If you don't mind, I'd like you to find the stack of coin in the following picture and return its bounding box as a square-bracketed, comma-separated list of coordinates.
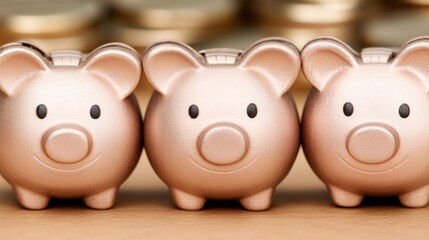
[194, 27, 267, 51]
[0, 0, 107, 52]
[361, 1, 429, 47]
[361, 10, 429, 47]
[398, 0, 429, 6]
[110, 0, 242, 54]
[250, 0, 381, 50]
[110, 0, 242, 90]
[194, 27, 307, 91]
[250, 0, 382, 89]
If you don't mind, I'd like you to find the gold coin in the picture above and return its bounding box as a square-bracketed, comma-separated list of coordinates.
[362, 9, 429, 47]
[195, 26, 313, 90]
[111, 23, 235, 50]
[259, 23, 359, 50]
[0, 28, 104, 52]
[258, 22, 359, 90]
[399, 0, 429, 5]
[251, 0, 377, 26]
[0, 0, 105, 35]
[112, 0, 240, 29]
[193, 27, 267, 50]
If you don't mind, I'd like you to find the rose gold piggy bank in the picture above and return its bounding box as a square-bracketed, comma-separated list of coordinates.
[143, 38, 300, 211]
[0, 42, 143, 209]
[302, 37, 429, 208]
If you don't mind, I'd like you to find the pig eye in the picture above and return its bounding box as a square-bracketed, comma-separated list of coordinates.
[247, 103, 257, 118]
[188, 104, 199, 119]
[36, 104, 48, 119]
[90, 105, 101, 119]
[343, 102, 353, 117]
[399, 103, 410, 118]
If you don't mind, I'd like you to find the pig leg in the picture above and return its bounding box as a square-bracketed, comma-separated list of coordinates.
[398, 186, 429, 208]
[14, 187, 50, 209]
[170, 188, 206, 210]
[239, 188, 274, 211]
[84, 187, 118, 209]
[327, 185, 363, 207]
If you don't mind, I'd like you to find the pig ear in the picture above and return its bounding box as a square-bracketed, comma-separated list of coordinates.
[239, 38, 300, 96]
[84, 45, 142, 100]
[392, 38, 429, 91]
[301, 38, 359, 91]
[0, 46, 48, 96]
[143, 41, 202, 95]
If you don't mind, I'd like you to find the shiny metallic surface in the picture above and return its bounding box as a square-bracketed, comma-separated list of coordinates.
[252, 0, 367, 25]
[260, 23, 358, 49]
[0, 0, 104, 35]
[0, 42, 143, 209]
[0, 0, 106, 52]
[5, 28, 104, 52]
[249, 0, 380, 90]
[113, 0, 239, 29]
[43, 126, 91, 164]
[112, 24, 233, 49]
[143, 38, 300, 211]
[362, 9, 429, 47]
[346, 123, 399, 164]
[401, 0, 429, 5]
[301, 37, 429, 208]
[110, 0, 240, 59]
[198, 123, 249, 165]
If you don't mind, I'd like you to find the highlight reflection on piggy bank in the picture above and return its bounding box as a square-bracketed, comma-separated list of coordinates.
[143, 38, 300, 211]
[302, 37, 429, 208]
[0, 42, 143, 209]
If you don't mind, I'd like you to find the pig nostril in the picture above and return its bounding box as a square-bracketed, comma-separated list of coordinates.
[346, 124, 399, 164]
[43, 127, 91, 164]
[198, 124, 249, 165]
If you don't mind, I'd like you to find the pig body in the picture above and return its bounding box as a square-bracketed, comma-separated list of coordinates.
[301, 37, 429, 207]
[0, 42, 143, 209]
[143, 39, 301, 210]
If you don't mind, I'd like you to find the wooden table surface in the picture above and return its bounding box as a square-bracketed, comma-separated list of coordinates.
[1, 86, 428, 240]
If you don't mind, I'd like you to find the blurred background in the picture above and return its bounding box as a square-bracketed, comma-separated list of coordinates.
[1, 0, 429, 89]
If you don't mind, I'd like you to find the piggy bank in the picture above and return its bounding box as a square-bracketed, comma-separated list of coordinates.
[143, 38, 301, 211]
[301, 37, 429, 208]
[0, 42, 143, 209]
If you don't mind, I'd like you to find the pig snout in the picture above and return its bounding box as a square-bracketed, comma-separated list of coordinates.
[346, 123, 399, 164]
[198, 123, 249, 165]
[43, 126, 92, 164]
